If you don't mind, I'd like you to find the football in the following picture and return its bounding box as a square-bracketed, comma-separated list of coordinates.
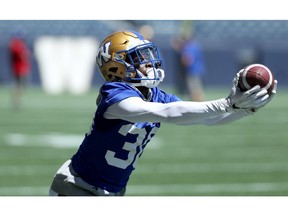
[238, 63, 275, 95]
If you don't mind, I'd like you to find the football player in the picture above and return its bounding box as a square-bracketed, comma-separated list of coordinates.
[49, 30, 277, 196]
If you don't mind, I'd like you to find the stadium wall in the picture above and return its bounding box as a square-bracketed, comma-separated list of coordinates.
[0, 21, 287, 92]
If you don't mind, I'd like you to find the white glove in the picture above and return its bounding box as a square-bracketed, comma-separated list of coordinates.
[226, 72, 270, 112]
[245, 79, 278, 114]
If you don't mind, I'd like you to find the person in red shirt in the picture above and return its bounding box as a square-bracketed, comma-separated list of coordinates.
[9, 31, 31, 108]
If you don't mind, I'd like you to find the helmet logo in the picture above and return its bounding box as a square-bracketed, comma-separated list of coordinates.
[96, 41, 111, 67]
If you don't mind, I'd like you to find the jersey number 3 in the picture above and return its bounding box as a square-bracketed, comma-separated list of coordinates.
[105, 124, 157, 169]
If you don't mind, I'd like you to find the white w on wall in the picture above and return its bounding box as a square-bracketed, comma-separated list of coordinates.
[34, 36, 98, 95]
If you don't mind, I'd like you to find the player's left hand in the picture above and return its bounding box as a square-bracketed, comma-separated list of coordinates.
[226, 72, 269, 111]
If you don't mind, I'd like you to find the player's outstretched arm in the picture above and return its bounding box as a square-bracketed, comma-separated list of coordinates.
[104, 97, 230, 125]
[104, 73, 276, 125]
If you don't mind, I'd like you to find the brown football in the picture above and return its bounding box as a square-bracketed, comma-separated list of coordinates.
[238, 63, 275, 95]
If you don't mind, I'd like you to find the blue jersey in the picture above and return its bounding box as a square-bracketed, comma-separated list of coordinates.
[71, 82, 180, 193]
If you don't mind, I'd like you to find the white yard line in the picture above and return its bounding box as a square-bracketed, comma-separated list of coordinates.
[5, 133, 83, 148]
[4, 133, 163, 149]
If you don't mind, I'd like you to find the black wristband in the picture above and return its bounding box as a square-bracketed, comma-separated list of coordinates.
[232, 104, 240, 109]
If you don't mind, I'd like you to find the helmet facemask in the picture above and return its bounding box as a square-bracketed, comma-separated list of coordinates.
[114, 42, 165, 88]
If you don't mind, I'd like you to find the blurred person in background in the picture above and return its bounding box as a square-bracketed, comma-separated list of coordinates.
[179, 21, 206, 101]
[9, 28, 31, 109]
[49, 30, 277, 196]
[138, 24, 154, 41]
[170, 28, 187, 95]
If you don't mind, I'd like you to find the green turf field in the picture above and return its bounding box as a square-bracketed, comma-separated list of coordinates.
[0, 85, 287, 196]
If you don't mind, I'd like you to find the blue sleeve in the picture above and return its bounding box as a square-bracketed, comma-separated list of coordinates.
[97, 82, 140, 114]
[102, 82, 139, 104]
[152, 87, 182, 103]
